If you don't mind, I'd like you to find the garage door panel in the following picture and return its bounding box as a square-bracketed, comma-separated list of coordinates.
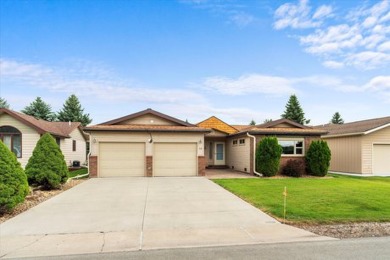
[373, 144, 390, 176]
[154, 143, 197, 177]
[99, 143, 145, 177]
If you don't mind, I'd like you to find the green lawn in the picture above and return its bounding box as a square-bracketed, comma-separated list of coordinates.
[213, 175, 390, 224]
[68, 168, 88, 178]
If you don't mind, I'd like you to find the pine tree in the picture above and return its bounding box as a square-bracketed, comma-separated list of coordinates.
[0, 97, 10, 109]
[57, 94, 92, 126]
[249, 119, 256, 125]
[22, 97, 56, 121]
[25, 133, 68, 189]
[331, 112, 344, 124]
[264, 119, 273, 123]
[281, 94, 310, 125]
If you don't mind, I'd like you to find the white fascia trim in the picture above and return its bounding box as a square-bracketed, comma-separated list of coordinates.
[364, 123, 390, 135]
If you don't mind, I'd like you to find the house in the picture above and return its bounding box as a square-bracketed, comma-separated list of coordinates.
[83, 109, 210, 177]
[198, 117, 326, 175]
[0, 108, 87, 168]
[317, 116, 390, 176]
[83, 108, 326, 178]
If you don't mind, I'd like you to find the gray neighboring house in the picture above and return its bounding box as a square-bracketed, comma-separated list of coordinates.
[317, 116, 390, 176]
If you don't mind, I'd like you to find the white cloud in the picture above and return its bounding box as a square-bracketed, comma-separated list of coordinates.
[346, 51, 390, 70]
[275, 0, 390, 70]
[180, 0, 256, 27]
[274, 0, 333, 29]
[322, 60, 345, 69]
[0, 58, 206, 105]
[364, 75, 390, 91]
[200, 74, 295, 96]
[312, 5, 333, 20]
[378, 41, 390, 51]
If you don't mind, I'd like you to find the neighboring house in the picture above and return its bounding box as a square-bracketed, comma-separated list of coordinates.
[83, 109, 210, 177]
[0, 108, 87, 168]
[198, 117, 326, 175]
[317, 116, 390, 176]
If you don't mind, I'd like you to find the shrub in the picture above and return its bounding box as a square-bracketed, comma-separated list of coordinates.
[306, 140, 331, 177]
[0, 140, 29, 213]
[282, 159, 305, 177]
[256, 137, 283, 177]
[25, 133, 68, 189]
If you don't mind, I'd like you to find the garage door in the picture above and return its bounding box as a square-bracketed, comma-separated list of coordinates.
[373, 144, 390, 176]
[99, 143, 145, 177]
[154, 143, 197, 176]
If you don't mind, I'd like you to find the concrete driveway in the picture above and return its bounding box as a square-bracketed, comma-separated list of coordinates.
[0, 178, 333, 258]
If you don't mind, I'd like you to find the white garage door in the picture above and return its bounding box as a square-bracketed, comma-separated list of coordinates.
[373, 144, 390, 176]
[154, 143, 197, 177]
[99, 143, 145, 177]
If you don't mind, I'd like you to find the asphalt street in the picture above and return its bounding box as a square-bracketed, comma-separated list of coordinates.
[24, 236, 390, 260]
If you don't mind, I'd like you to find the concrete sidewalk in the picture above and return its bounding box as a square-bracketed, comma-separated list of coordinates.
[0, 178, 334, 258]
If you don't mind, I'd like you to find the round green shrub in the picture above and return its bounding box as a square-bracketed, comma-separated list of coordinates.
[282, 159, 305, 177]
[25, 133, 68, 189]
[256, 136, 282, 177]
[0, 140, 29, 213]
[306, 140, 331, 177]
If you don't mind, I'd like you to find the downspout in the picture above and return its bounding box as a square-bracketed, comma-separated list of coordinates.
[247, 132, 263, 177]
[68, 134, 91, 181]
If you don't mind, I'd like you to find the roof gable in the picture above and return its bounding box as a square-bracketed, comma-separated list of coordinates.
[99, 108, 192, 126]
[197, 116, 238, 134]
[0, 108, 83, 138]
[318, 116, 390, 137]
[256, 119, 309, 129]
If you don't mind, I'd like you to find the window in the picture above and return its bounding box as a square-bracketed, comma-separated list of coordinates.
[72, 140, 76, 151]
[209, 142, 213, 160]
[239, 138, 245, 145]
[232, 139, 238, 146]
[0, 126, 22, 158]
[278, 139, 304, 156]
[56, 137, 61, 147]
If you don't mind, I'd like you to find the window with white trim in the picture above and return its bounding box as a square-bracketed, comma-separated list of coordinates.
[0, 126, 22, 158]
[232, 139, 238, 146]
[239, 138, 245, 145]
[278, 139, 304, 155]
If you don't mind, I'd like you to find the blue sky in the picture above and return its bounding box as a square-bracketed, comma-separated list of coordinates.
[0, 0, 389, 125]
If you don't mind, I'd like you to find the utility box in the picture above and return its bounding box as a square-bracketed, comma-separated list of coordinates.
[72, 160, 80, 167]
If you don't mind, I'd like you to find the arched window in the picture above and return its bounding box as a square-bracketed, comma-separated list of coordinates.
[0, 126, 22, 158]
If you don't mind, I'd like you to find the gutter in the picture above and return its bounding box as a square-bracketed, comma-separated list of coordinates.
[246, 132, 263, 177]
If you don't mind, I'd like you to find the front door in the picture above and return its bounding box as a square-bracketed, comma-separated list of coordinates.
[214, 142, 225, 165]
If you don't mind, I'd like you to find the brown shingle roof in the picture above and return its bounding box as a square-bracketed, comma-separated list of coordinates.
[231, 125, 251, 131]
[84, 124, 210, 132]
[0, 108, 83, 138]
[317, 116, 390, 137]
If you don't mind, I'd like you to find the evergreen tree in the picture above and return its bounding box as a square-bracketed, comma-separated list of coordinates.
[331, 112, 344, 124]
[22, 97, 56, 121]
[0, 140, 29, 213]
[256, 137, 282, 177]
[57, 94, 92, 126]
[25, 133, 68, 189]
[249, 119, 256, 125]
[281, 94, 310, 125]
[264, 119, 273, 123]
[0, 97, 10, 109]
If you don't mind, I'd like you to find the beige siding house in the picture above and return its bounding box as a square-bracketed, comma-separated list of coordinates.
[198, 117, 325, 175]
[84, 109, 209, 177]
[318, 116, 390, 176]
[0, 108, 87, 168]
